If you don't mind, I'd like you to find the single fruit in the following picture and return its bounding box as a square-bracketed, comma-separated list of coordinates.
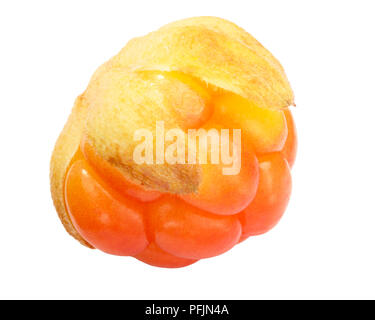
[50, 16, 296, 268]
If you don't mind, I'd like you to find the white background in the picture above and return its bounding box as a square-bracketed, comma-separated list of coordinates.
[1, 0, 374, 299]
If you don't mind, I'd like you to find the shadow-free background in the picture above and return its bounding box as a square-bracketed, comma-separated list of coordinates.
[1, 0, 374, 299]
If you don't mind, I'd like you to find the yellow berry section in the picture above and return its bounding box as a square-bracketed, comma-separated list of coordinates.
[161, 71, 288, 154]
